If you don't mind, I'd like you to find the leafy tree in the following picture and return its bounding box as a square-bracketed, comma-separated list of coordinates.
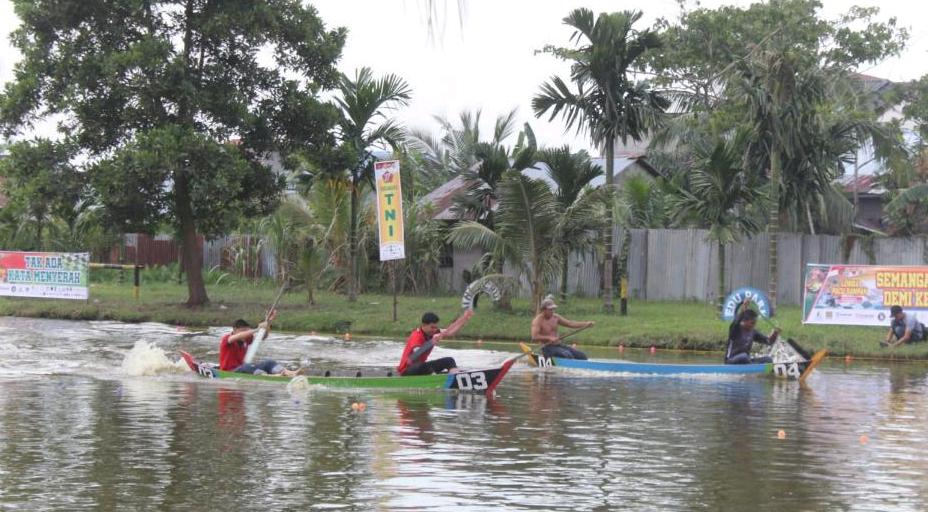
[669, 132, 764, 312]
[883, 74, 928, 234]
[0, 139, 83, 250]
[332, 67, 411, 302]
[536, 146, 602, 300]
[1, 0, 346, 306]
[649, 0, 906, 307]
[534, 8, 669, 314]
[449, 168, 605, 311]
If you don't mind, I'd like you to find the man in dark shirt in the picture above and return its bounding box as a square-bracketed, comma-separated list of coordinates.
[883, 305, 926, 347]
[725, 301, 780, 364]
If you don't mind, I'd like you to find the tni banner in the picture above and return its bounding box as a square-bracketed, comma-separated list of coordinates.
[374, 160, 405, 261]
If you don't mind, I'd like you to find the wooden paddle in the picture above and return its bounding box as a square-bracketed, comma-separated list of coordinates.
[243, 279, 289, 364]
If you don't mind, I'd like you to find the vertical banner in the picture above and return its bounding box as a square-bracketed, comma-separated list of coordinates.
[0, 251, 90, 299]
[374, 160, 405, 261]
[803, 263, 928, 326]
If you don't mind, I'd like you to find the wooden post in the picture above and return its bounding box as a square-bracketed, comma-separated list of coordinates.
[392, 261, 398, 322]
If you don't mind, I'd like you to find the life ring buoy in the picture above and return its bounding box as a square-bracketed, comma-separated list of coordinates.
[461, 279, 503, 310]
[721, 287, 774, 320]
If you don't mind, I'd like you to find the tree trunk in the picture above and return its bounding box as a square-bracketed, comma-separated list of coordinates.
[619, 226, 631, 315]
[768, 148, 781, 311]
[35, 219, 43, 251]
[602, 142, 616, 313]
[175, 171, 208, 306]
[560, 255, 569, 302]
[348, 177, 359, 302]
[806, 202, 816, 235]
[717, 241, 726, 314]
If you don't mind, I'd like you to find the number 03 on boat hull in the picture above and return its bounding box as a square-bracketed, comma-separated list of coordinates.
[180, 351, 517, 394]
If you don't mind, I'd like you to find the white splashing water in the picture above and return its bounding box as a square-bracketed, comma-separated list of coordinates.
[121, 341, 186, 376]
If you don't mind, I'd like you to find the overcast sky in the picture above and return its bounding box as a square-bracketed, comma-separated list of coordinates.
[2, 0, 927, 154]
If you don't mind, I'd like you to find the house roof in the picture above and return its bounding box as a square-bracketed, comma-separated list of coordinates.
[418, 174, 470, 221]
[420, 154, 660, 221]
[839, 174, 886, 196]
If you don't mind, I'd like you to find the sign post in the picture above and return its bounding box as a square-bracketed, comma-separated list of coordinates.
[374, 160, 405, 321]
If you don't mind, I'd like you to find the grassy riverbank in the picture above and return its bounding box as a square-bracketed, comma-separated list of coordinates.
[0, 280, 921, 359]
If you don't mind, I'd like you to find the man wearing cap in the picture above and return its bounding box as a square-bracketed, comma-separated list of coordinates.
[219, 309, 300, 376]
[531, 298, 594, 360]
[883, 305, 926, 347]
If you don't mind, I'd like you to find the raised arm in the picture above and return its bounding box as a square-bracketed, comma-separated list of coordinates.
[439, 309, 474, 340]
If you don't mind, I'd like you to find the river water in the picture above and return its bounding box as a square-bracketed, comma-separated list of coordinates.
[1, 317, 927, 511]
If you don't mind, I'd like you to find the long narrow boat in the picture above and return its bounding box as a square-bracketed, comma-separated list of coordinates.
[520, 341, 827, 381]
[180, 351, 515, 393]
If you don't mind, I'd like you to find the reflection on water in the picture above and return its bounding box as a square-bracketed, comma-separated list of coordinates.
[1, 317, 928, 510]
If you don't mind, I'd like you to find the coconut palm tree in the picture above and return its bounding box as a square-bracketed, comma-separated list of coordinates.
[533, 8, 669, 313]
[448, 169, 605, 311]
[334, 67, 412, 302]
[536, 146, 603, 300]
[669, 132, 764, 312]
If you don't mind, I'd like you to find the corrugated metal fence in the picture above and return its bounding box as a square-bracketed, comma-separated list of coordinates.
[550, 228, 928, 306]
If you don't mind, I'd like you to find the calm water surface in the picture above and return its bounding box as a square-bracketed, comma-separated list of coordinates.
[1, 317, 927, 511]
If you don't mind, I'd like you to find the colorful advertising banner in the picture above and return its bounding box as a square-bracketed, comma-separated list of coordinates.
[0, 251, 90, 300]
[374, 160, 405, 261]
[803, 263, 928, 326]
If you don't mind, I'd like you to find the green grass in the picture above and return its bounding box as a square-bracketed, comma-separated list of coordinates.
[0, 280, 922, 360]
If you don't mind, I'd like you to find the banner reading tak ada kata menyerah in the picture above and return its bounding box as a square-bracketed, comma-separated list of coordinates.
[803, 263, 928, 326]
[374, 160, 405, 261]
[0, 251, 90, 300]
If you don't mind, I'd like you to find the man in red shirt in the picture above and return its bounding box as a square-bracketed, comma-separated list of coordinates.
[219, 309, 299, 376]
[397, 309, 474, 376]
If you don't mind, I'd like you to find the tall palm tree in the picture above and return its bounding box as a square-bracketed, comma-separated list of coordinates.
[730, 45, 831, 309]
[533, 8, 669, 314]
[334, 67, 412, 302]
[669, 132, 764, 312]
[448, 170, 605, 311]
[537, 146, 603, 300]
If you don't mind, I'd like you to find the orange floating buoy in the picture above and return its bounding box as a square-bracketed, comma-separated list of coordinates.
[344, 332, 352, 341]
[618, 344, 625, 352]
[777, 430, 787, 439]
[845, 355, 853, 363]
[357, 402, 367, 412]
[351, 402, 359, 411]
[859, 434, 869, 444]
[649, 346, 656, 354]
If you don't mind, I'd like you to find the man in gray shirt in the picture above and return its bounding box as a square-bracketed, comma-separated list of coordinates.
[883, 305, 925, 347]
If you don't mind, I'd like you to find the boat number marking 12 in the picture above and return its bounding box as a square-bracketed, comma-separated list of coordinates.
[773, 362, 801, 379]
[455, 372, 488, 390]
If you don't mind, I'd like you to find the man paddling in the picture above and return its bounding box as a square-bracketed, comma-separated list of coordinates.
[531, 298, 593, 360]
[397, 310, 474, 376]
[220, 310, 300, 376]
[882, 305, 925, 347]
[725, 299, 779, 364]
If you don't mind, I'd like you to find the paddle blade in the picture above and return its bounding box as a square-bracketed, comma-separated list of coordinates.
[519, 342, 539, 367]
[799, 349, 828, 383]
[243, 328, 267, 364]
